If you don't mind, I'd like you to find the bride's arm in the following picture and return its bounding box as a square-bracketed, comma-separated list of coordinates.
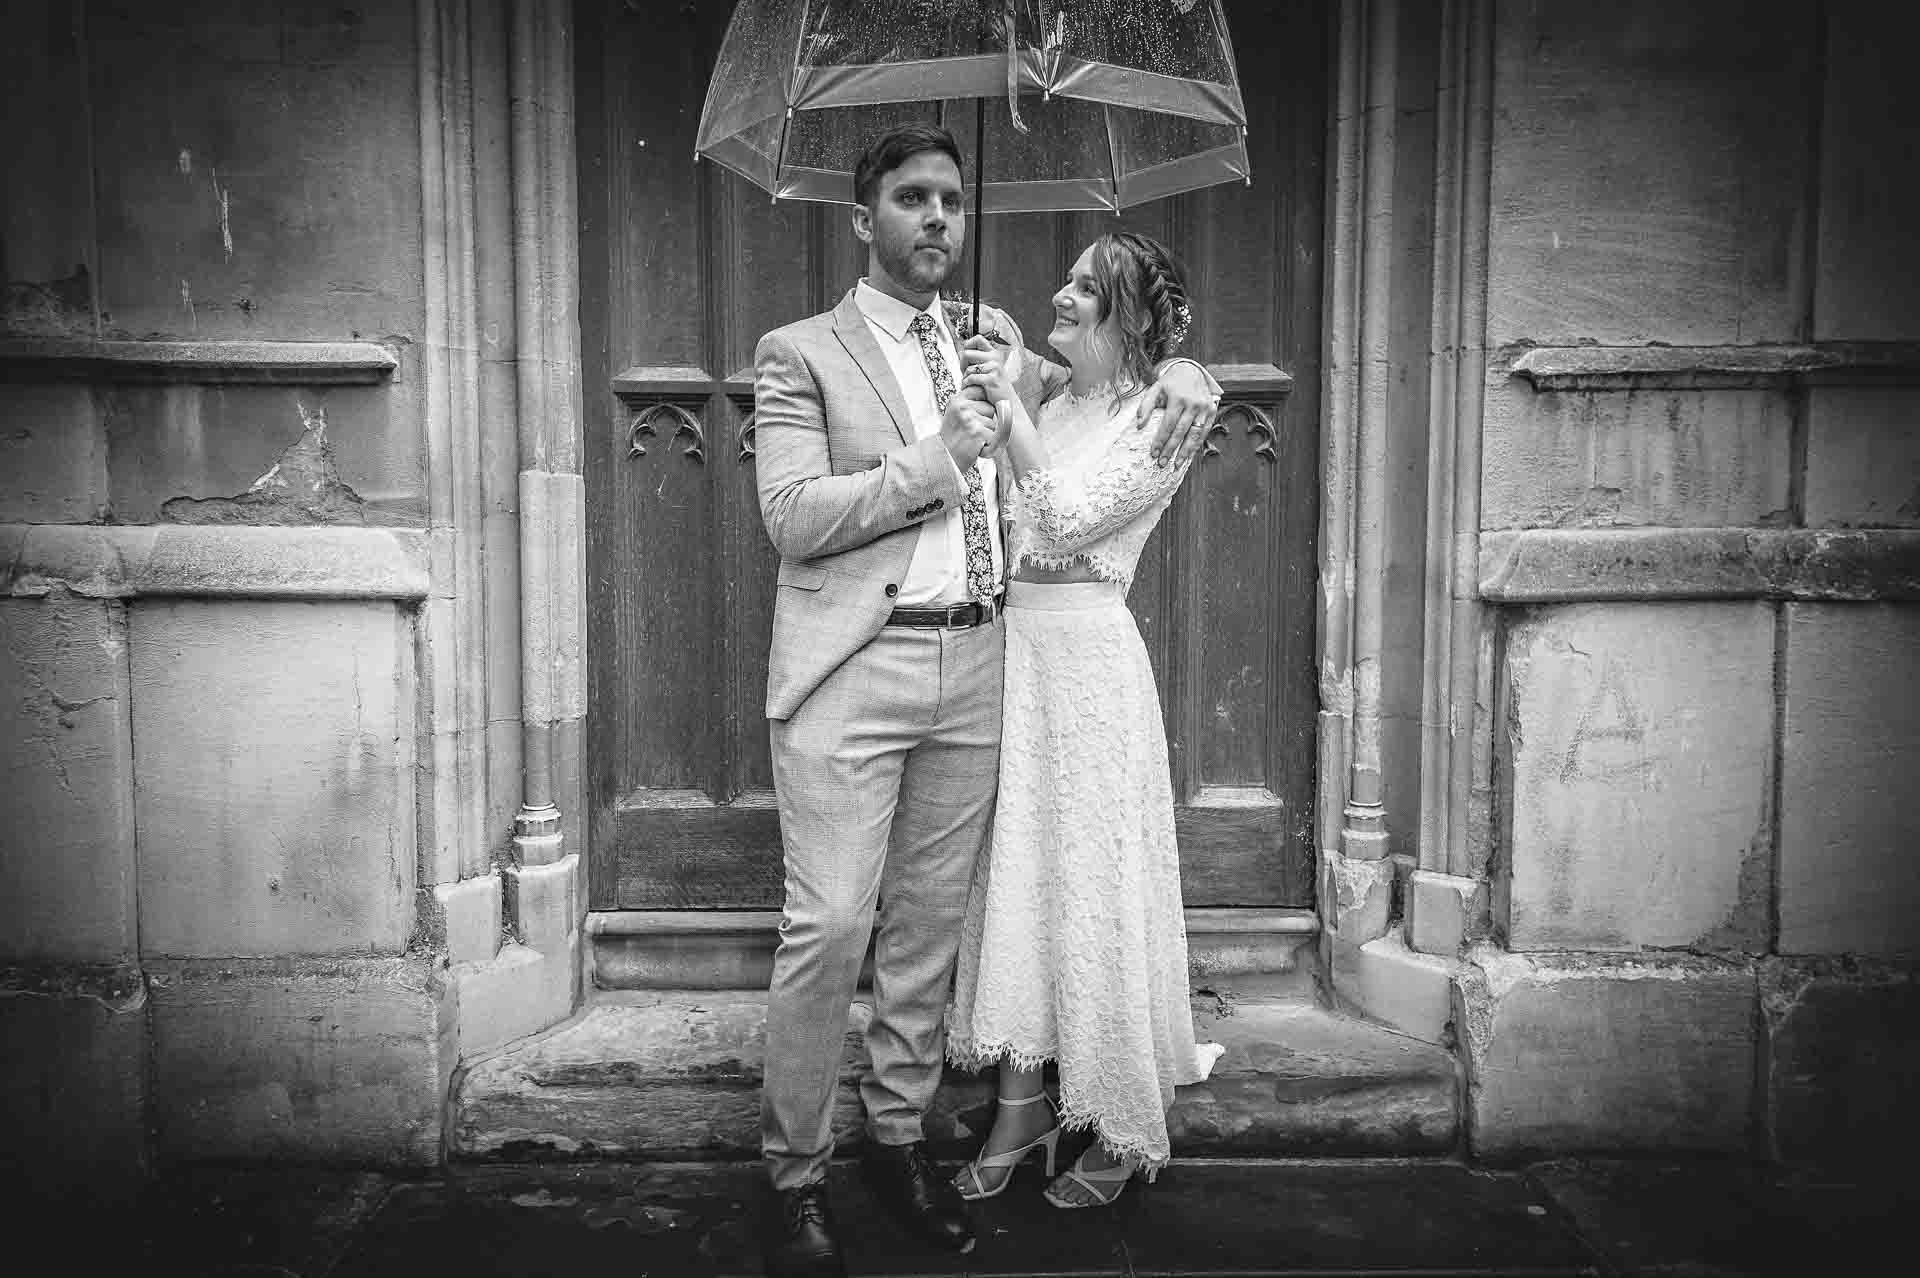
[1016, 408, 1192, 554]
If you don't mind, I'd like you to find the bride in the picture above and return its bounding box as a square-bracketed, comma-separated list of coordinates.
[945, 230, 1225, 1208]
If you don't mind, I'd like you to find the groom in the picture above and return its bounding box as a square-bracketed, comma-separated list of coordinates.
[752, 122, 1218, 1278]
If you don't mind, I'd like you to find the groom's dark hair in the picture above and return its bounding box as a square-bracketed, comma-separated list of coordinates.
[852, 122, 964, 208]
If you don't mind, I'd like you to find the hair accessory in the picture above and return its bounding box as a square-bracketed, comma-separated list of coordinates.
[1168, 301, 1192, 350]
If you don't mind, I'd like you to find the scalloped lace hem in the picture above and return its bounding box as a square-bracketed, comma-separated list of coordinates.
[944, 1030, 1057, 1076]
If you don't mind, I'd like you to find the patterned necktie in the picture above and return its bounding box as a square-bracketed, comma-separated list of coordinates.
[908, 311, 996, 604]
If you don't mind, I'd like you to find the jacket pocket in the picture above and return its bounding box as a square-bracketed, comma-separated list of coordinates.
[777, 561, 828, 591]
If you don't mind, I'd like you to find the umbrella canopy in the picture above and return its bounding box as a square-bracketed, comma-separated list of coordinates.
[695, 0, 1249, 213]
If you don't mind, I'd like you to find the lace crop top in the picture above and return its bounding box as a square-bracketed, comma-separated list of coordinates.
[1007, 388, 1195, 590]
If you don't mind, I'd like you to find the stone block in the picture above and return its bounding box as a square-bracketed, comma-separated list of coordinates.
[0, 979, 149, 1206]
[1408, 870, 1484, 957]
[1321, 850, 1392, 945]
[1459, 948, 1756, 1159]
[1762, 957, 1920, 1176]
[148, 956, 452, 1167]
[0, 384, 108, 524]
[1334, 931, 1457, 1046]
[505, 854, 580, 954]
[1482, 383, 1793, 533]
[130, 600, 417, 957]
[1499, 604, 1773, 953]
[454, 936, 579, 1061]
[1804, 388, 1920, 528]
[434, 874, 501, 967]
[1489, 2, 1814, 346]
[0, 595, 138, 963]
[1778, 605, 1920, 957]
[1815, 6, 1920, 341]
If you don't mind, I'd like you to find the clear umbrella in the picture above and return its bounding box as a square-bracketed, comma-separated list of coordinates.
[695, 0, 1251, 321]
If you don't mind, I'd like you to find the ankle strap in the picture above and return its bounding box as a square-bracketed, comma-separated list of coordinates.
[999, 1091, 1051, 1106]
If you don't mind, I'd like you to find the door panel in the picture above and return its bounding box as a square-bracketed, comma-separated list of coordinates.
[580, 0, 1325, 909]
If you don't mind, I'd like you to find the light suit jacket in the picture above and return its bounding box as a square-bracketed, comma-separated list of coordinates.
[754, 289, 1041, 721]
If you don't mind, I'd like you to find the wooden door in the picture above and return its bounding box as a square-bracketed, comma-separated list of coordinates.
[578, 0, 1325, 910]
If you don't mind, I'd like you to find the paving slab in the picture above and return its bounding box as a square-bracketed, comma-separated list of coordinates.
[1527, 1157, 1913, 1278]
[1124, 1160, 1594, 1277]
[48, 1156, 1898, 1277]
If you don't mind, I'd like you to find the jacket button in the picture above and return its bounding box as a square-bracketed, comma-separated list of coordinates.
[884, 584, 898, 597]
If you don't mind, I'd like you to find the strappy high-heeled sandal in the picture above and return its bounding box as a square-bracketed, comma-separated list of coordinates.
[1042, 1147, 1139, 1209]
[952, 1092, 1060, 1201]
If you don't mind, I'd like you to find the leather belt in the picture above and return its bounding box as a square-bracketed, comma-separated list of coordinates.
[884, 594, 1004, 629]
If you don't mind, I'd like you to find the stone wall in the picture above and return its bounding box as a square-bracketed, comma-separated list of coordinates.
[1461, 0, 1919, 1170]
[0, 2, 486, 1198]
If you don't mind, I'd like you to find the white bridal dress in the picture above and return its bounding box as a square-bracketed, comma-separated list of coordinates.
[946, 385, 1226, 1174]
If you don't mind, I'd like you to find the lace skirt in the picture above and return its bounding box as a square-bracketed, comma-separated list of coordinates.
[946, 579, 1223, 1172]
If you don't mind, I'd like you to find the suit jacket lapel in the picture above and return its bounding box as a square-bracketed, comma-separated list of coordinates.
[832, 291, 916, 448]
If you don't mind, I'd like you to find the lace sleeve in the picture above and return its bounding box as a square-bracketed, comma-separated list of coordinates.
[1016, 409, 1192, 555]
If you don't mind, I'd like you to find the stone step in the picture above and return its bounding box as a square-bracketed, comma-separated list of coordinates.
[586, 907, 1322, 999]
[450, 988, 1459, 1163]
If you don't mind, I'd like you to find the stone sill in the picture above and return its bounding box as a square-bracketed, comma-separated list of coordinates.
[1478, 527, 1920, 602]
[1, 524, 431, 600]
[587, 906, 1318, 940]
[0, 337, 399, 384]
[1506, 341, 1920, 390]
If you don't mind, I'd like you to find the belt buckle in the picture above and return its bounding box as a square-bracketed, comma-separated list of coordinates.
[946, 601, 973, 628]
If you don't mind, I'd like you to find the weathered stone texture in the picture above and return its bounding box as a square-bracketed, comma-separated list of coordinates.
[1803, 388, 1920, 528]
[84, 4, 423, 344]
[452, 993, 1457, 1162]
[1461, 950, 1756, 1159]
[1762, 958, 1920, 1174]
[148, 956, 452, 1166]
[1481, 383, 1791, 532]
[130, 600, 417, 957]
[1407, 870, 1483, 957]
[106, 385, 422, 527]
[1499, 604, 1773, 952]
[0, 986, 149, 1204]
[1489, 2, 1815, 346]
[1333, 931, 1456, 1046]
[0, 595, 137, 963]
[434, 873, 501, 967]
[1814, 3, 1920, 341]
[455, 935, 580, 1061]
[0, 385, 108, 524]
[1778, 604, 1920, 957]
[1321, 850, 1393, 944]
[506, 854, 581, 953]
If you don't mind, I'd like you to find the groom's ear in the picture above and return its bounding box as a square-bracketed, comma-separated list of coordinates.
[850, 203, 873, 244]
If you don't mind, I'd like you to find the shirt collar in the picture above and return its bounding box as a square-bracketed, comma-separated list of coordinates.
[855, 278, 949, 344]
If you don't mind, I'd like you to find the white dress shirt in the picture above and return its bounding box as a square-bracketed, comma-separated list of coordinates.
[854, 279, 1006, 607]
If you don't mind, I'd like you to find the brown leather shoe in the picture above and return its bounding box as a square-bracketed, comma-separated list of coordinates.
[861, 1140, 975, 1254]
[762, 1180, 846, 1278]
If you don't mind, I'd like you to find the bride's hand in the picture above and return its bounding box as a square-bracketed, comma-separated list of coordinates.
[961, 335, 1014, 410]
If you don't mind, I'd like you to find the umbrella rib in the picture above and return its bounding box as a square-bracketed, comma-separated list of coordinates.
[1104, 102, 1122, 211]
[786, 0, 812, 107]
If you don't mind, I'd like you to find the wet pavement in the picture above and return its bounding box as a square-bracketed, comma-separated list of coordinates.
[62, 1155, 1910, 1277]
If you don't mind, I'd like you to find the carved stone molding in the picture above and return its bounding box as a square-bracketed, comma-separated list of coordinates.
[1506, 341, 1920, 391]
[1478, 528, 1920, 603]
[1, 524, 430, 600]
[0, 337, 398, 384]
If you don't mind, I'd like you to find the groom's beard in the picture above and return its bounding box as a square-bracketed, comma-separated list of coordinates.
[876, 236, 956, 296]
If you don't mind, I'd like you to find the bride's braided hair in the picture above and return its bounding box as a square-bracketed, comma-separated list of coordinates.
[1088, 230, 1193, 391]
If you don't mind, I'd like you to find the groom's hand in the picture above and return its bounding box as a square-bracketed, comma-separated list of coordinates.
[939, 394, 999, 471]
[1136, 360, 1221, 467]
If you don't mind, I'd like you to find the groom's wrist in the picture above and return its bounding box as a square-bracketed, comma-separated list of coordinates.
[1152, 356, 1220, 395]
